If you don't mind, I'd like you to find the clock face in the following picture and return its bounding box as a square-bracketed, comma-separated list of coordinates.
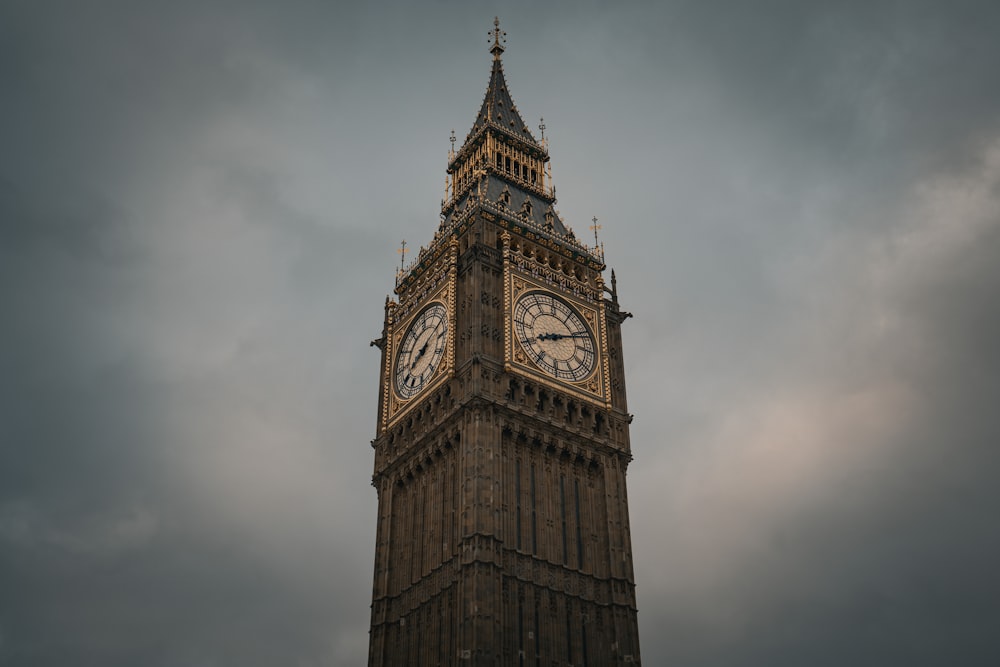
[395, 303, 449, 399]
[513, 292, 596, 382]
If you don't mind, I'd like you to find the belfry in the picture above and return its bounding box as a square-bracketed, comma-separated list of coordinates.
[368, 19, 642, 665]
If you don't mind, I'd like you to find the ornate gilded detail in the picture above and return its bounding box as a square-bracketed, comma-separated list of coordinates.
[501, 231, 513, 374]
[395, 240, 455, 315]
[447, 236, 458, 384]
[383, 267, 456, 429]
[596, 274, 613, 408]
[505, 270, 608, 407]
[379, 301, 398, 432]
[399, 194, 604, 291]
[505, 238, 600, 303]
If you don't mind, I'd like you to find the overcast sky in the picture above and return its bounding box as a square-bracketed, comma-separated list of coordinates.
[2, 1, 999, 665]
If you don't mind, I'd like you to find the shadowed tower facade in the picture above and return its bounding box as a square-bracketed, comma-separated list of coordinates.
[368, 19, 641, 666]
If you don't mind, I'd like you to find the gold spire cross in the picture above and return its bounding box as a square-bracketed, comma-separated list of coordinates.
[590, 216, 602, 248]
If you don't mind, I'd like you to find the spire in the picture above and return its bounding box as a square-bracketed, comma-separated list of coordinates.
[490, 16, 505, 60]
[463, 17, 538, 147]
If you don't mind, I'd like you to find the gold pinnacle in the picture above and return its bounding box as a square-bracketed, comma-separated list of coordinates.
[590, 216, 602, 249]
[490, 16, 506, 59]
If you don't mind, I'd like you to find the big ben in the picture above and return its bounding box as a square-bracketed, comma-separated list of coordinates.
[368, 19, 641, 665]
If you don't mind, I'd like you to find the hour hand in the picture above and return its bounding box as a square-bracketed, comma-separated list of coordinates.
[410, 342, 429, 368]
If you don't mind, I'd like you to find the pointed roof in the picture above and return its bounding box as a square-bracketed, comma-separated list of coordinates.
[464, 18, 539, 147]
[466, 58, 538, 145]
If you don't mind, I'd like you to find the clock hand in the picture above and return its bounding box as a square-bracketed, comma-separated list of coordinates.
[536, 332, 589, 341]
[410, 340, 430, 369]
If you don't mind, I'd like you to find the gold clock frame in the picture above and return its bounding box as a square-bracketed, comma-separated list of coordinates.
[501, 232, 611, 408]
[381, 239, 459, 429]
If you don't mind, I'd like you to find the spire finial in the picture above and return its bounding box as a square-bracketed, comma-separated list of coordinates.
[590, 216, 602, 249]
[489, 16, 506, 60]
[397, 240, 408, 276]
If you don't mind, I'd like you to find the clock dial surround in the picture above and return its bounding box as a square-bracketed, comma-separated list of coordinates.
[394, 302, 448, 400]
[513, 291, 596, 382]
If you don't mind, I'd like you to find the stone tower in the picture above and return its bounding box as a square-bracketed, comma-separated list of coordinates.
[368, 19, 641, 666]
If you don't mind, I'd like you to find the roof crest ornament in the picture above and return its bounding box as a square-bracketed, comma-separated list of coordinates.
[590, 216, 601, 248]
[490, 16, 506, 60]
[396, 240, 409, 283]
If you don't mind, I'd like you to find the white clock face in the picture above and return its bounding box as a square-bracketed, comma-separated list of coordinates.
[513, 292, 596, 382]
[395, 303, 448, 399]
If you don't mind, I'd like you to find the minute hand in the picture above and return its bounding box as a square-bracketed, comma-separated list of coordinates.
[536, 332, 589, 341]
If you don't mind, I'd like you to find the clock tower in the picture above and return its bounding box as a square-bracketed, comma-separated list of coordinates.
[368, 19, 641, 665]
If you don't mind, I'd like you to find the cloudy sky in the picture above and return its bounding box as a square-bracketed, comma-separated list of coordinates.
[2, 1, 999, 665]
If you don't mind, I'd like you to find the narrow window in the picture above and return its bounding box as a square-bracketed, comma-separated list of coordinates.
[448, 588, 456, 660]
[515, 460, 523, 550]
[441, 463, 448, 555]
[534, 599, 541, 667]
[560, 475, 568, 565]
[416, 483, 425, 577]
[505, 156, 511, 172]
[530, 463, 537, 554]
[575, 478, 584, 569]
[416, 613, 423, 663]
[450, 462, 456, 552]
[518, 592, 525, 667]
[594, 412, 605, 435]
[565, 603, 573, 662]
[438, 598, 444, 664]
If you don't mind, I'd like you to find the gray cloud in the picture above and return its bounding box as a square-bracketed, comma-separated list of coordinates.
[2, 1, 999, 665]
